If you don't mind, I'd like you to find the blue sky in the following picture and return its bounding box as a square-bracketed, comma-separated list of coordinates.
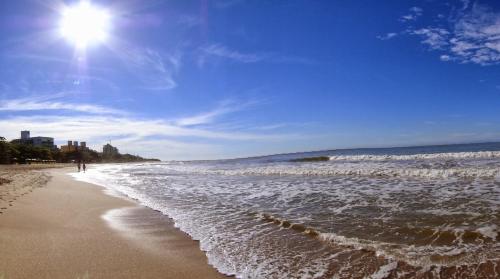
[1, 0, 500, 160]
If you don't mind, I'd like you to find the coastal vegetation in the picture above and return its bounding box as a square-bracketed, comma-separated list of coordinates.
[0, 136, 159, 164]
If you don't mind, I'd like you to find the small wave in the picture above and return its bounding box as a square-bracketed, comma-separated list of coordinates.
[259, 213, 320, 237]
[257, 212, 499, 267]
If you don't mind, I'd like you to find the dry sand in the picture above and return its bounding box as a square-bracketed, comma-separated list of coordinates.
[0, 167, 228, 278]
[0, 165, 59, 213]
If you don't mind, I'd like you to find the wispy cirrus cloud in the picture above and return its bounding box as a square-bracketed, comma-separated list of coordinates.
[175, 107, 234, 127]
[0, 114, 289, 142]
[0, 95, 307, 160]
[175, 99, 258, 126]
[5, 53, 73, 65]
[199, 44, 263, 64]
[113, 45, 181, 91]
[0, 94, 125, 115]
[198, 43, 315, 67]
[0, 114, 303, 159]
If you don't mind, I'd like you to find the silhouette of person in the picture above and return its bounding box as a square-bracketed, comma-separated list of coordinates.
[83, 162, 86, 173]
[77, 161, 81, 172]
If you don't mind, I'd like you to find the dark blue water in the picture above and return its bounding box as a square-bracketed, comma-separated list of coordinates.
[215, 141, 500, 164]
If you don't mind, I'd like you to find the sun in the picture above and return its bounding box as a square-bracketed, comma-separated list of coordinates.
[59, 1, 111, 49]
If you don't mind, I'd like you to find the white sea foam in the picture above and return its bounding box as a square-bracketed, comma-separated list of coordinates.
[476, 225, 498, 240]
[192, 163, 500, 179]
[329, 151, 500, 161]
[368, 261, 398, 279]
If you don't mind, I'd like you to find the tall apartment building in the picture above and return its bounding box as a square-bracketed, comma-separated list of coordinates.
[15, 131, 55, 149]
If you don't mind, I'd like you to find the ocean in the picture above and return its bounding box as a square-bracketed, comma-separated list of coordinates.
[72, 142, 500, 278]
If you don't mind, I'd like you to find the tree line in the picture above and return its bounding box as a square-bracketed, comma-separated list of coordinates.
[0, 137, 159, 164]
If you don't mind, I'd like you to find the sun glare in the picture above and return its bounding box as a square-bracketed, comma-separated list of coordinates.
[59, 1, 110, 49]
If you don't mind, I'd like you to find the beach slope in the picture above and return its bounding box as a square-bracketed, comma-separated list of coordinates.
[0, 168, 226, 278]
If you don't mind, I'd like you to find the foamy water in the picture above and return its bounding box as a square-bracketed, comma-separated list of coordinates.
[71, 143, 500, 278]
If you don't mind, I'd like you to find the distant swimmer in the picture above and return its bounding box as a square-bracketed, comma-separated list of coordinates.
[83, 162, 87, 173]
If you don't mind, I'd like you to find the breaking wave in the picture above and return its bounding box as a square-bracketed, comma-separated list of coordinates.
[328, 151, 500, 161]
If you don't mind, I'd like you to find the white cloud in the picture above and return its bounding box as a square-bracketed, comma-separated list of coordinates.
[175, 107, 233, 126]
[0, 94, 124, 115]
[377, 32, 398, 40]
[447, 4, 500, 65]
[0, 114, 302, 159]
[400, 6, 423, 22]
[0, 96, 307, 160]
[411, 28, 450, 50]
[440, 54, 452, 61]
[401, 15, 417, 21]
[174, 99, 257, 126]
[397, 3, 500, 65]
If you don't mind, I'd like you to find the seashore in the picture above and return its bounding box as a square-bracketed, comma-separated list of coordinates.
[0, 166, 228, 278]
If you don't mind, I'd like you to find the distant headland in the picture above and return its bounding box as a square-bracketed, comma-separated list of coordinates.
[0, 130, 160, 164]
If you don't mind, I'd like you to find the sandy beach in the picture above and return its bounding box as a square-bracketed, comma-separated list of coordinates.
[0, 166, 227, 278]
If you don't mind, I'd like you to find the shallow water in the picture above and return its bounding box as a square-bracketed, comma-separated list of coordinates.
[72, 143, 500, 278]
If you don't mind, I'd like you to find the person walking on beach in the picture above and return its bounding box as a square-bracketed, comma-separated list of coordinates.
[77, 161, 81, 172]
[83, 162, 86, 173]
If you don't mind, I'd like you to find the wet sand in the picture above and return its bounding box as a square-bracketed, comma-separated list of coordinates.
[0, 167, 227, 278]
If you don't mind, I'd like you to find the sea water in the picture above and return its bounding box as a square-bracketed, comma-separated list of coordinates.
[72, 142, 500, 278]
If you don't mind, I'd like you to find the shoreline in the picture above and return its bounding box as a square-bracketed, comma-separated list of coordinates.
[0, 167, 228, 278]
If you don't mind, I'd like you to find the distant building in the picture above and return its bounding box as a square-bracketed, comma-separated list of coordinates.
[60, 140, 88, 153]
[31, 137, 55, 149]
[21, 131, 30, 140]
[61, 141, 76, 152]
[14, 131, 55, 149]
[103, 143, 119, 157]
